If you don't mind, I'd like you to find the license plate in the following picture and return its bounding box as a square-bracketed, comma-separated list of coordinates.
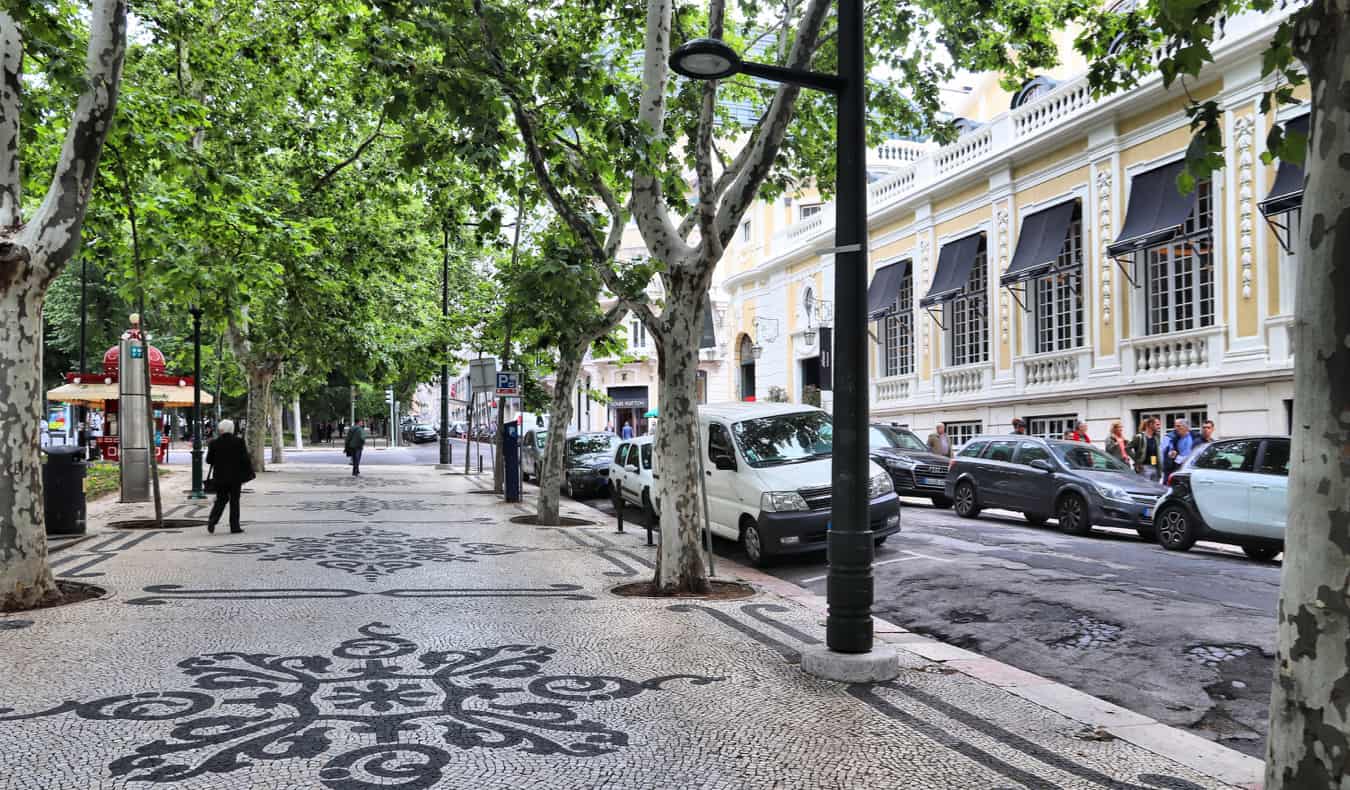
[919, 477, 940, 487]
[1143, 507, 1152, 520]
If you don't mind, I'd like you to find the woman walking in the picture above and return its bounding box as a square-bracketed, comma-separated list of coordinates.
[1105, 420, 1130, 466]
[205, 419, 255, 534]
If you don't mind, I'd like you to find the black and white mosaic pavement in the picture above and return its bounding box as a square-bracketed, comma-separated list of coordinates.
[0, 467, 1242, 789]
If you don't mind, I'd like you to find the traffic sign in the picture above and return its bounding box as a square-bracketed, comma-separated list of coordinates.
[469, 358, 497, 392]
[495, 371, 521, 397]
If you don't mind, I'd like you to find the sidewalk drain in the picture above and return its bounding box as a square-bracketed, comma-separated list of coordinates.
[1049, 617, 1122, 650]
[1185, 644, 1253, 667]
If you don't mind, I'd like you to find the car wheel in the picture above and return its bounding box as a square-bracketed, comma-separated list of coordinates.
[1156, 504, 1197, 551]
[1242, 544, 1281, 562]
[930, 496, 952, 509]
[1024, 512, 1049, 526]
[741, 520, 769, 567]
[563, 477, 574, 499]
[1056, 493, 1093, 536]
[642, 489, 658, 525]
[953, 481, 981, 518]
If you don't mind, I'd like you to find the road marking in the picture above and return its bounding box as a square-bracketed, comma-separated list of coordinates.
[797, 552, 948, 584]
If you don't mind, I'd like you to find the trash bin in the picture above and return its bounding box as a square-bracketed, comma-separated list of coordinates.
[42, 445, 87, 536]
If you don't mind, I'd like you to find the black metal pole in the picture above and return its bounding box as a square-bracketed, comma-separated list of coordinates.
[439, 228, 452, 466]
[825, 0, 873, 654]
[78, 255, 88, 457]
[189, 306, 205, 499]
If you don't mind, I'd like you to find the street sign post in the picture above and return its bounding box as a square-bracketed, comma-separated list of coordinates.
[469, 358, 497, 393]
[495, 372, 521, 398]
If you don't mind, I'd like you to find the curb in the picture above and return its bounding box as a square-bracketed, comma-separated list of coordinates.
[538, 490, 1265, 790]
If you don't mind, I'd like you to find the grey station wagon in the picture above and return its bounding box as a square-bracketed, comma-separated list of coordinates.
[944, 436, 1167, 537]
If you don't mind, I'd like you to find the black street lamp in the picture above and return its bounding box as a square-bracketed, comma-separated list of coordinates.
[438, 227, 453, 469]
[78, 254, 89, 459]
[671, 1, 896, 680]
[188, 306, 206, 500]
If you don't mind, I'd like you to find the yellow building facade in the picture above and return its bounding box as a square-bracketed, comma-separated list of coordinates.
[718, 7, 1306, 445]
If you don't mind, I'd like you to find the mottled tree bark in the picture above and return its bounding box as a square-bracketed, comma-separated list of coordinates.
[269, 391, 285, 465]
[536, 353, 580, 526]
[0, 2, 127, 611]
[1265, 1, 1350, 784]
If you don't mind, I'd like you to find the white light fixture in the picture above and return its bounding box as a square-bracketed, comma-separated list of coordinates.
[751, 343, 764, 360]
[802, 328, 818, 346]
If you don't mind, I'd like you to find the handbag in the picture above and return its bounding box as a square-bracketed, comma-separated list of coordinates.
[203, 465, 217, 494]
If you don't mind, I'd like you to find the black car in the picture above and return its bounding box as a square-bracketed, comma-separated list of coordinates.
[944, 436, 1166, 536]
[403, 423, 438, 444]
[562, 432, 619, 499]
[870, 424, 953, 507]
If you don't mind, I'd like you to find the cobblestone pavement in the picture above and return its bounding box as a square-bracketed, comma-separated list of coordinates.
[2, 466, 1254, 789]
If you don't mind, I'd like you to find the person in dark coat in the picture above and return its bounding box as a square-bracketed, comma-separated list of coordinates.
[205, 419, 254, 534]
[345, 419, 367, 476]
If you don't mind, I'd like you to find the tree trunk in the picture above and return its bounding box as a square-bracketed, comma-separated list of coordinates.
[537, 353, 581, 525]
[243, 367, 272, 473]
[1266, 5, 1350, 784]
[269, 392, 285, 465]
[0, 280, 60, 610]
[651, 285, 710, 594]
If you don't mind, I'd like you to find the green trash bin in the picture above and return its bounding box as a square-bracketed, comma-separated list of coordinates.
[42, 445, 87, 536]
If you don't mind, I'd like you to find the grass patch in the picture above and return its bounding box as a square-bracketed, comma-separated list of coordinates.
[84, 462, 173, 502]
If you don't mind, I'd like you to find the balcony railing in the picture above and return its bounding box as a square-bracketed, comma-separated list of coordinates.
[1121, 326, 1223, 377]
[1018, 348, 1089, 388]
[874, 374, 914, 405]
[937, 362, 991, 398]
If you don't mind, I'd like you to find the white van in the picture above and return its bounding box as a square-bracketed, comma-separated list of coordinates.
[698, 403, 901, 566]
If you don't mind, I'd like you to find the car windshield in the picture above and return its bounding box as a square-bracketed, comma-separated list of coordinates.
[1052, 442, 1133, 473]
[568, 434, 616, 455]
[732, 411, 833, 468]
[869, 425, 927, 452]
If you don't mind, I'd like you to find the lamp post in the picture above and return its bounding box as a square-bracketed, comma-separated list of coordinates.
[438, 227, 453, 469]
[188, 306, 206, 500]
[78, 254, 89, 458]
[671, 1, 897, 680]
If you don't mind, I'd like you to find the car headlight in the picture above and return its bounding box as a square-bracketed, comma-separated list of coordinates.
[869, 472, 895, 499]
[761, 491, 809, 512]
[1094, 482, 1131, 502]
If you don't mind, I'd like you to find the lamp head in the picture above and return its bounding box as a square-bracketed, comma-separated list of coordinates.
[670, 38, 740, 81]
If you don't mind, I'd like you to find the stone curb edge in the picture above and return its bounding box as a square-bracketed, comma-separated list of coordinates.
[545, 490, 1265, 790]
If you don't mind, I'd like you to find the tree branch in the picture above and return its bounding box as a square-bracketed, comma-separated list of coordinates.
[0, 11, 21, 228]
[27, 0, 127, 270]
[630, 0, 687, 274]
[692, 0, 726, 264]
[306, 109, 388, 197]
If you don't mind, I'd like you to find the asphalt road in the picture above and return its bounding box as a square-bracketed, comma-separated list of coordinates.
[165, 441, 1277, 756]
[580, 490, 1279, 758]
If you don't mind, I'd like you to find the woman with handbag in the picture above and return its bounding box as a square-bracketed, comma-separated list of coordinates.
[204, 419, 255, 534]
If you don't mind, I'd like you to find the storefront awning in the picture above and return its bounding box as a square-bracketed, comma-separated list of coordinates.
[1260, 114, 1310, 218]
[1001, 200, 1079, 286]
[920, 233, 984, 308]
[606, 386, 649, 409]
[866, 260, 910, 320]
[1106, 160, 1195, 257]
[46, 382, 214, 408]
[700, 293, 717, 349]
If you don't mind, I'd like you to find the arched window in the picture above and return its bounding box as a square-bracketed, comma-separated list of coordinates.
[1011, 76, 1058, 109]
[738, 335, 757, 401]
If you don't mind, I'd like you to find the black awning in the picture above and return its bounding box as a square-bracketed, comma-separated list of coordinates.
[866, 260, 910, 320]
[1106, 160, 1195, 257]
[699, 293, 716, 349]
[1001, 200, 1079, 286]
[1260, 114, 1310, 218]
[920, 233, 984, 308]
[607, 386, 649, 409]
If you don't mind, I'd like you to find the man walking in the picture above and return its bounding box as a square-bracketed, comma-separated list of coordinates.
[1011, 418, 1027, 435]
[345, 419, 367, 476]
[927, 423, 954, 458]
[205, 419, 253, 534]
[621, 420, 634, 440]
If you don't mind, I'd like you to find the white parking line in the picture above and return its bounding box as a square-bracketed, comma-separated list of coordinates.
[798, 552, 946, 584]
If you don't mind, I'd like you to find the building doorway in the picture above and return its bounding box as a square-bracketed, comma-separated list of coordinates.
[608, 385, 649, 437]
[800, 357, 821, 404]
[738, 335, 756, 401]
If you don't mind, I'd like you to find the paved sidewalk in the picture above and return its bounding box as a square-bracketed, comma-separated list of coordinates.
[1, 465, 1261, 789]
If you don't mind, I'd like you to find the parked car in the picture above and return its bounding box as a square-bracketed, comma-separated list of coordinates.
[869, 423, 953, 508]
[610, 436, 659, 520]
[562, 432, 619, 499]
[449, 421, 468, 438]
[1152, 436, 1288, 561]
[945, 435, 1167, 537]
[403, 423, 438, 444]
[700, 402, 900, 566]
[520, 428, 548, 482]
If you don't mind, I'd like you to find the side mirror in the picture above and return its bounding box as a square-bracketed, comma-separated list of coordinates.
[712, 453, 737, 471]
[1029, 459, 1054, 473]
[625, 464, 639, 474]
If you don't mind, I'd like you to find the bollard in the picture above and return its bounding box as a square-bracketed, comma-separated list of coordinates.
[615, 501, 624, 534]
[478, 454, 483, 474]
[645, 513, 653, 547]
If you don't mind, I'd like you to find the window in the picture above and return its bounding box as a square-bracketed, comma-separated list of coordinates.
[1256, 439, 1290, 476]
[641, 444, 654, 469]
[881, 268, 914, 377]
[1143, 180, 1215, 335]
[741, 220, 752, 242]
[628, 317, 648, 351]
[708, 423, 734, 461]
[945, 421, 984, 450]
[731, 411, 834, 468]
[1194, 440, 1258, 472]
[799, 203, 823, 220]
[1015, 442, 1052, 466]
[983, 440, 1017, 462]
[696, 370, 708, 404]
[1032, 214, 1084, 353]
[1135, 407, 1208, 435]
[959, 440, 989, 458]
[946, 241, 989, 366]
[613, 444, 629, 464]
[1278, 209, 1301, 314]
[1028, 415, 1078, 441]
[625, 444, 641, 468]
[1053, 443, 1133, 472]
